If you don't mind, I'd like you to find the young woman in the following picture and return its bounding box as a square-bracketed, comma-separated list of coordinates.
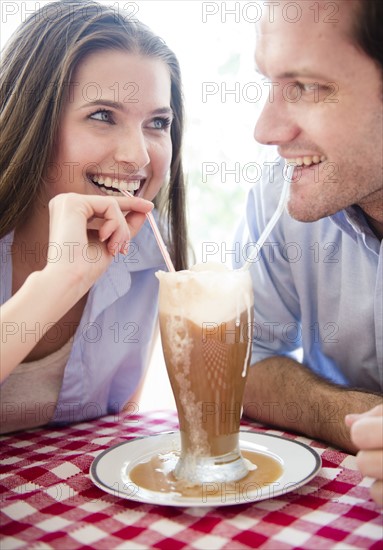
[0, 0, 188, 432]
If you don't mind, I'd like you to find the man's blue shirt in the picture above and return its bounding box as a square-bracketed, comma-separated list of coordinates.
[235, 158, 382, 391]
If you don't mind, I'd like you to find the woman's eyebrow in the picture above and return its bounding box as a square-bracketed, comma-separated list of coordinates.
[77, 100, 173, 116]
[151, 107, 174, 117]
[77, 99, 123, 111]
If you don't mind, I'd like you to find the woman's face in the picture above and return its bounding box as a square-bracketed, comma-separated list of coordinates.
[46, 50, 173, 201]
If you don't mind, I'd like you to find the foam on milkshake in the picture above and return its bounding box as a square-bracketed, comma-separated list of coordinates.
[157, 262, 252, 326]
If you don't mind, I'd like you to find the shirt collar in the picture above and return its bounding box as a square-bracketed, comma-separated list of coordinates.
[0, 231, 14, 304]
[330, 206, 381, 254]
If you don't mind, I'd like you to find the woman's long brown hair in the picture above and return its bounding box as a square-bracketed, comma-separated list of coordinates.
[0, 0, 188, 270]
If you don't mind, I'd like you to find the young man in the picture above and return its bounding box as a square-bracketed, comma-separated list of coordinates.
[240, 0, 382, 503]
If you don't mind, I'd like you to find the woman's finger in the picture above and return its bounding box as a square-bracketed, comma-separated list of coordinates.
[85, 196, 151, 246]
[47, 193, 153, 264]
[124, 211, 151, 239]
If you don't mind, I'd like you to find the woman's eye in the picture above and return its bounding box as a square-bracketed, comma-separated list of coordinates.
[89, 110, 113, 123]
[149, 117, 172, 130]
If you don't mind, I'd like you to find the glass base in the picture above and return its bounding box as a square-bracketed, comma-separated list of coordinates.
[174, 449, 249, 484]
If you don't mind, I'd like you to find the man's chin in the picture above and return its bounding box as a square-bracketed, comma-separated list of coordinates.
[286, 201, 337, 223]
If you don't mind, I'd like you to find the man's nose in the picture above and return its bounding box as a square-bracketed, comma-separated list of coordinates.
[114, 128, 150, 170]
[254, 90, 300, 146]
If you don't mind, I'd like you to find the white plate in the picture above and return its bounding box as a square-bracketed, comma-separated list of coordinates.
[90, 431, 321, 507]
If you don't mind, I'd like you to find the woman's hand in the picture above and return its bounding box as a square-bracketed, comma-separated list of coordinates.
[346, 404, 383, 507]
[45, 192, 153, 294]
[0, 192, 153, 380]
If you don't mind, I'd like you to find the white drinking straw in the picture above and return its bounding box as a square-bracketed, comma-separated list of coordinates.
[241, 164, 295, 270]
[120, 189, 176, 272]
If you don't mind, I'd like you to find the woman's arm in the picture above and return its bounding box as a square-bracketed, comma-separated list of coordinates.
[0, 193, 153, 381]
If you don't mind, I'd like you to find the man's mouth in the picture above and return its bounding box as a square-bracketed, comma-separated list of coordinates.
[286, 155, 327, 168]
[90, 175, 144, 196]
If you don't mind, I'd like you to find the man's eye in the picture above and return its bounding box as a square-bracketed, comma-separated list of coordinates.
[297, 82, 317, 92]
[297, 82, 331, 93]
[89, 109, 113, 123]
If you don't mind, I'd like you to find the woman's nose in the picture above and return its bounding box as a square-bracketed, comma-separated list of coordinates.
[254, 89, 300, 146]
[114, 128, 150, 170]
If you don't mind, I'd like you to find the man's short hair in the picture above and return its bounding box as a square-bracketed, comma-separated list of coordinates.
[354, 0, 383, 74]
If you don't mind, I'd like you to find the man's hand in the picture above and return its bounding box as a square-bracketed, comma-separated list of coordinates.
[346, 405, 383, 507]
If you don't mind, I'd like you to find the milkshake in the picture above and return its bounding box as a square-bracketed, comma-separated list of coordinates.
[156, 263, 254, 484]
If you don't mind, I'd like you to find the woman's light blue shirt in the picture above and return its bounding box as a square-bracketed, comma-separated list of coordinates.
[0, 218, 166, 424]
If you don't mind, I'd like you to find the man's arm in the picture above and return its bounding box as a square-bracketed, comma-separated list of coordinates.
[243, 356, 383, 453]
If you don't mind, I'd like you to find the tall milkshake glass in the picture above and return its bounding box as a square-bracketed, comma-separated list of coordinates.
[156, 264, 254, 485]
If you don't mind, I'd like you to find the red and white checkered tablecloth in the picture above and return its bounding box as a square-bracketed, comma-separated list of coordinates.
[1, 410, 382, 549]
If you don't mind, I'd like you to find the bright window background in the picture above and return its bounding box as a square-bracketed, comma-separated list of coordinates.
[1, 0, 265, 410]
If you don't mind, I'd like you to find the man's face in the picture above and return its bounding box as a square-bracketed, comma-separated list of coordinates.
[254, 0, 383, 223]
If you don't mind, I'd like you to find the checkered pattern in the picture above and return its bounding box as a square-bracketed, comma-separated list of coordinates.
[1, 411, 382, 549]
